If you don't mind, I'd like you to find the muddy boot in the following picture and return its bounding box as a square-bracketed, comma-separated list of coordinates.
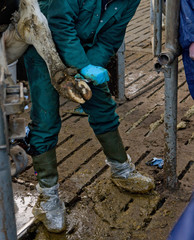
[96, 130, 155, 193]
[106, 155, 155, 193]
[33, 183, 66, 233]
[32, 148, 66, 233]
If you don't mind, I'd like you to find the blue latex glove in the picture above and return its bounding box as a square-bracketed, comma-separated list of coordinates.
[80, 64, 109, 86]
[146, 157, 164, 169]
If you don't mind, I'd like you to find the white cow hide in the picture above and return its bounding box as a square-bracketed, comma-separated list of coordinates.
[1, 0, 92, 103]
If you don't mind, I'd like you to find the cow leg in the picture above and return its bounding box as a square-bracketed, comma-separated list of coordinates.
[0, 34, 19, 85]
[0, 36, 8, 70]
[16, 0, 92, 103]
[0, 0, 27, 64]
[3, 22, 28, 64]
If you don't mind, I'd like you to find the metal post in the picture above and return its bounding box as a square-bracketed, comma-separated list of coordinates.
[159, 0, 180, 189]
[163, 59, 178, 189]
[153, 0, 162, 56]
[163, 0, 180, 189]
[0, 73, 17, 240]
[117, 41, 125, 101]
[165, 0, 181, 58]
[154, 0, 180, 189]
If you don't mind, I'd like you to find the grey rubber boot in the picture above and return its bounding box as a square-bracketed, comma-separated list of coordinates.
[32, 148, 66, 232]
[96, 130, 155, 193]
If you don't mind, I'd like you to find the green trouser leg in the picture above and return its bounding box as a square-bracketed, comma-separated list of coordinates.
[96, 129, 127, 163]
[32, 148, 58, 188]
[24, 46, 61, 155]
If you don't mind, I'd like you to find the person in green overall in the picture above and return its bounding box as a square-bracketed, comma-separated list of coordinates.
[24, 0, 155, 232]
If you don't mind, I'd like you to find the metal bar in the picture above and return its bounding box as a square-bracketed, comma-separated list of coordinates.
[162, 0, 180, 189]
[0, 63, 17, 239]
[153, 0, 162, 56]
[157, 0, 181, 66]
[154, 0, 180, 189]
[116, 41, 125, 102]
[0, 107, 17, 240]
[163, 59, 178, 189]
[165, 0, 180, 55]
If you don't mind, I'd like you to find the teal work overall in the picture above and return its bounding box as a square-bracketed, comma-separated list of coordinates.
[24, 0, 140, 155]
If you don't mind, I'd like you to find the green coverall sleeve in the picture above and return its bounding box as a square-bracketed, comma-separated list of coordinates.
[86, 0, 140, 67]
[47, 0, 90, 69]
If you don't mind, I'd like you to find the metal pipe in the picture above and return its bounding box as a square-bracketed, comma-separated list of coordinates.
[117, 41, 125, 102]
[154, 59, 163, 73]
[0, 70, 17, 239]
[165, 0, 181, 56]
[0, 109, 17, 240]
[163, 59, 178, 189]
[162, 0, 180, 189]
[158, 0, 182, 65]
[153, 0, 163, 56]
[158, 49, 175, 65]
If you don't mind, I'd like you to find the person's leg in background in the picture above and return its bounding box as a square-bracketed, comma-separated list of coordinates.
[167, 192, 194, 240]
[182, 49, 194, 100]
[24, 46, 66, 233]
[82, 82, 155, 193]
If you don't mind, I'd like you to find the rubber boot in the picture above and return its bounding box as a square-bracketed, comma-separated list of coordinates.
[96, 129, 127, 163]
[32, 148, 66, 232]
[96, 130, 155, 193]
